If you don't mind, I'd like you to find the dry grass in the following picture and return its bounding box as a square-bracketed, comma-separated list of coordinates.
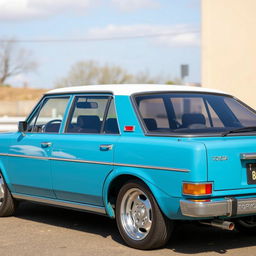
[0, 87, 47, 101]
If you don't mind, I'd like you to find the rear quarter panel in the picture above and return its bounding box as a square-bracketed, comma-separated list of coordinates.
[105, 95, 209, 219]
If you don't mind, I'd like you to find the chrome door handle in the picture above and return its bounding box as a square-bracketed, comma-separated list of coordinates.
[100, 144, 113, 151]
[41, 142, 52, 148]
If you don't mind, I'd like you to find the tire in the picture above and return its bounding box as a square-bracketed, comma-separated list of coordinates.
[0, 172, 16, 217]
[235, 216, 256, 235]
[116, 180, 173, 250]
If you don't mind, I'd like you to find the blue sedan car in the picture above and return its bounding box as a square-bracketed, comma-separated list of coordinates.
[1, 84, 256, 249]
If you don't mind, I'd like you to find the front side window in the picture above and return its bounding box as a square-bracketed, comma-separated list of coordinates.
[134, 93, 256, 136]
[66, 96, 119, 134]
[27, 97, 69, 133]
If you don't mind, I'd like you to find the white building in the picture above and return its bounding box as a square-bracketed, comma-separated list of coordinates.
[202, 0, 256, 108]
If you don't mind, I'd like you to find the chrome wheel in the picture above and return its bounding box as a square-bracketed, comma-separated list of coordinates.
[116, 181, 172, 249]
[120, 188, 152, 240]
[0, 172, 16, 217]
[0, 174, 4, 206]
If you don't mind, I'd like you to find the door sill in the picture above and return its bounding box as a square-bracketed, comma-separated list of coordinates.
[12, 193, 106, 215]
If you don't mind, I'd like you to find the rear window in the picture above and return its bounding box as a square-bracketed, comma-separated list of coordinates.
[134, 93, 256, 136]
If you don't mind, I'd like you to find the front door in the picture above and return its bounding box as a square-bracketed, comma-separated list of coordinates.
[8, 96, 70, 198]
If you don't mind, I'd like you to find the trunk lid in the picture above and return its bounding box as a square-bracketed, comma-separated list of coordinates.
[198, 136, 256, 191]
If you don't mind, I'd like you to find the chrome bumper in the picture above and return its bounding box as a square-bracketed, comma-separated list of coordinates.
[180, 197, 256, 218]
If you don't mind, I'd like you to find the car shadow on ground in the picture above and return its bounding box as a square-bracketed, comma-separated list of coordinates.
[168, 222, 256, 254]
[15, 201, 256, 254]
[15, 201, 125, 244]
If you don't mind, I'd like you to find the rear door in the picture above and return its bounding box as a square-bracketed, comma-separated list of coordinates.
[50, 94, 120, 206]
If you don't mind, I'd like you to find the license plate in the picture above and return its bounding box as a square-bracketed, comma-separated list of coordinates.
[247, 163, 256, 184]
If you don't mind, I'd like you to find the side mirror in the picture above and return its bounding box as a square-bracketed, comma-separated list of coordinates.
[18, 121, 27, 132]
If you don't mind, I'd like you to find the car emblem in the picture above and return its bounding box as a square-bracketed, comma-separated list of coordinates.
[212, 156, 228, 161]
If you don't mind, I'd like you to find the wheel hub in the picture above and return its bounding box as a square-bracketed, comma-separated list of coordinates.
[132, 204, 148, 228]
[120, 188, 152, 240]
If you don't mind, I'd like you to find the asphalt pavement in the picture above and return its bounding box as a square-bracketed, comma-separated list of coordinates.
[0, 201, 255, 256]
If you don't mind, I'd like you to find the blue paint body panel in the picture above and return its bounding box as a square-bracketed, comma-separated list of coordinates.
[195, 136, 256, 191]
[50, 134, 119, 205]
[8, 133, 56, 198]
[1, 92, 256, 221]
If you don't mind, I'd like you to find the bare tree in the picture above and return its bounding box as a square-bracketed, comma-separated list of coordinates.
[0, 39, 37, 85]
[55, 61, 161, 87]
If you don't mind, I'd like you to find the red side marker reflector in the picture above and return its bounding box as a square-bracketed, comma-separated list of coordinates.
[124, 126, 135, 132]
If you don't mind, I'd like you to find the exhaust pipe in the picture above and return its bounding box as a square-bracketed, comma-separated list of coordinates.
[200, 220, 235, 231]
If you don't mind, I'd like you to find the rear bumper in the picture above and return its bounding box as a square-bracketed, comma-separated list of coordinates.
[180, 197, 256, 218]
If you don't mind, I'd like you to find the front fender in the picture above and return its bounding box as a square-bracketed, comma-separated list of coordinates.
[102, 166, 182, 219]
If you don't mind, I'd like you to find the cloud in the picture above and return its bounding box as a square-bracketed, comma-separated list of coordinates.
[111, 0, 160, 12]
[0, 0, 99, 21]
[87, 24, 200, 47]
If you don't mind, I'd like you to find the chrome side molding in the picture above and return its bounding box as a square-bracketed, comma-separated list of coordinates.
[0, 153, 190, 173]
[12, 193, 106, 215]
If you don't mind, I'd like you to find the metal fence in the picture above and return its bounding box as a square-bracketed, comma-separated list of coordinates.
[0, 117, 25, 132]
[0, 100, 36, 116]
[0, 100, 37, 132]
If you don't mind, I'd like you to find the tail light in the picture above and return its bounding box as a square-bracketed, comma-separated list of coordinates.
[183, 182, 212, 196]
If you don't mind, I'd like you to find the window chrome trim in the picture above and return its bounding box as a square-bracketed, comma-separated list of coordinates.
[25, 95, 71, 134]
[0, 153, 189, 172]
[45, 91, 113, 96]
[12, 193, 106, 215]
[64, 94, 121, 135]
[25, 95, 44, 124]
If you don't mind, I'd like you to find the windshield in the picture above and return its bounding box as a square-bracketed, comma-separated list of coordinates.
[134, 93, 256, 136]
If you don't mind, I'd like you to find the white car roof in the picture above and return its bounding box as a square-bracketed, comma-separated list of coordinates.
[46, 84, 227, 96]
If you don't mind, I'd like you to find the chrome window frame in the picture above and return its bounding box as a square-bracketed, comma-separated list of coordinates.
[63, 93, 121, 136]
[24, 95, 71, 134]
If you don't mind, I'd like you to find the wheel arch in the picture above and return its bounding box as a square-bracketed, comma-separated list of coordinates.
[103, 167, 176, 219]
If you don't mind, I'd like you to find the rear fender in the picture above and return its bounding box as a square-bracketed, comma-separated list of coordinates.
[102, 167, 181, 219]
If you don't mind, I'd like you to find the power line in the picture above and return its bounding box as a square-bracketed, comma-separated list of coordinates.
[0, 30, 199, 44]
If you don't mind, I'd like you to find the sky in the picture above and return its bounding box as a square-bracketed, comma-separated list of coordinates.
[0, 0, 201, 89]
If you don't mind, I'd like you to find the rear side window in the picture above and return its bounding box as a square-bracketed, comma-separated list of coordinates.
[66, 96, 119, 134]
